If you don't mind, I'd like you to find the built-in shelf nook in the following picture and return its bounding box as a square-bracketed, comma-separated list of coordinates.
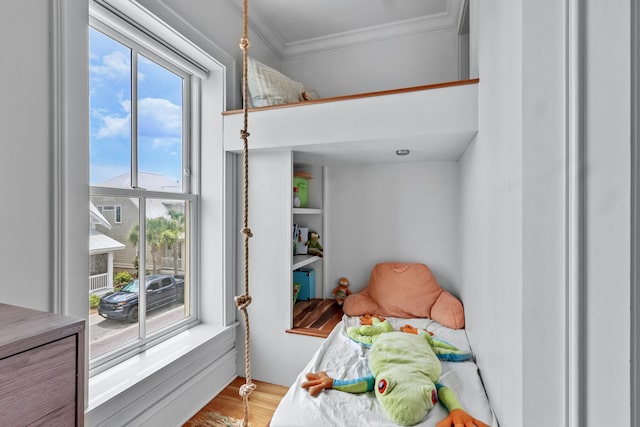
[224, 79, 478, 338]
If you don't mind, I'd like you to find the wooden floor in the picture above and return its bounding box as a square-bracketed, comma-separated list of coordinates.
[286, 298, 344, 338]
[184, 377, 288, 427]
[184, 300, 341, 425]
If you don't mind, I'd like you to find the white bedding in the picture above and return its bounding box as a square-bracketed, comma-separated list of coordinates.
[270, 316, 497, 427]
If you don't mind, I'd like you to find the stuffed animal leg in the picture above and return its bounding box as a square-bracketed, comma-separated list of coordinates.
[435, 385, 490, 427]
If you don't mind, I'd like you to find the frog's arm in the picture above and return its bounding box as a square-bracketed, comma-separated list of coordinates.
[333, 374, 375, 393]
[347, 319, 394, 347]
[302, 372, 375, 396]
[436, 383, 490, 427]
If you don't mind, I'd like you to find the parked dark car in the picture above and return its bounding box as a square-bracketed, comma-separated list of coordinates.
[98, 274, 184, 322]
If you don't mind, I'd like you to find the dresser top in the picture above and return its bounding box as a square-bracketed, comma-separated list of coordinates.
[0, 303, 85, 359]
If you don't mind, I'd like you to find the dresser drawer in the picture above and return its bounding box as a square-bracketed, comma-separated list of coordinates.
[0, 335, 77, 426]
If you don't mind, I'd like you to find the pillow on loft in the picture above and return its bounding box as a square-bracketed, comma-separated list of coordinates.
[247, 56, 305, 107]
[342, 262, 465, 329]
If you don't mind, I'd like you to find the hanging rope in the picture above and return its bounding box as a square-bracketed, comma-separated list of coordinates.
[235, 0, 255, 426]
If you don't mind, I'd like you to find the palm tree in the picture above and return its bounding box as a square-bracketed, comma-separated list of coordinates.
[129, 217, 173, 274]
[166, 209, 185, 274]
[128, 226, 140, 275]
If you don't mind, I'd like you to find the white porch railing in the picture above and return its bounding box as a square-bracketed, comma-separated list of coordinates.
[90, 273, 109, 293]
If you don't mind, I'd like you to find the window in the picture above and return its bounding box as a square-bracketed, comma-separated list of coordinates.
[88, 17, 199, 371]
[97, 205, 122, 224]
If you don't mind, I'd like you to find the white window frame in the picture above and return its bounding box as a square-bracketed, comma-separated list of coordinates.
[53, 0, 230, 423]
[88, 6, 201, 375]
[97, 205, 122, 224]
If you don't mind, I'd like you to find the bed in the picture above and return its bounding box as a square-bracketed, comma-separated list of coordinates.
[270, 263, 497, 427]
[270, 315, 497, 427]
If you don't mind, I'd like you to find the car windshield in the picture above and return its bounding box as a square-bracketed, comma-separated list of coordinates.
[120, 280, 139, 293]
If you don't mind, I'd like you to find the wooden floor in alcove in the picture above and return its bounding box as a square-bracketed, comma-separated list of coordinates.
[184, 377, 288, 427]
[286, 298, 344, 338]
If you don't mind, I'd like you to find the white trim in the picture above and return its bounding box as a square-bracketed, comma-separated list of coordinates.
[285, 10, 460, 59]
[223, 152, 237, 326]
[52, 0, 65, 315]
[566, 0, 586, 425]
[91, 0, 214, 78]
[631, 0, 640, 424]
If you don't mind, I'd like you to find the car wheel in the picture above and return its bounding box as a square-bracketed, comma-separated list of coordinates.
[127, 305, 139, 323]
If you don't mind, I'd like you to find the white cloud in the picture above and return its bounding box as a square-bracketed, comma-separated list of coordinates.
[97, 114, 130, 139]
[95, 99, 131, 139]
[138, 98, 182, 137]
[94, 97, 181, 143]
[91, 51, 130, 79]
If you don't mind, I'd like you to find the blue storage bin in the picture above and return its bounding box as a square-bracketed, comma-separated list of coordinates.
[293, 268, 315, 301]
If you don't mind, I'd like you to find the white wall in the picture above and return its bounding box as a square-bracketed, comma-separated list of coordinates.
[325, 161, 460, 297]
[462, 0, 632, 425]
[460, 0, 524, 425]
[235, 150, 325, 386]
[0, 1, 89, 321]
[0, 3, 57, 310]
[282, 29, 462, 99]
[584, 1, 630, 425]
[521, 0, 568, 424]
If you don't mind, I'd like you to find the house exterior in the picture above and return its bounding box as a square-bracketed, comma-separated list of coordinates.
[92, 171, 185, 275]
[89, 201, 125, 294]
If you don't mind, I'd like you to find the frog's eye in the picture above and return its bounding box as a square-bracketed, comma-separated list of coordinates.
[377, 378, 395, 394]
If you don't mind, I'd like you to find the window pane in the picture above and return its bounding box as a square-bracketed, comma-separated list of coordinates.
[89, 28, 132, 188]
[90, 195, 140, 359]
[138, 55, 183, 191]
[145, 198, 189, 336]
[88, 23, 195, 370]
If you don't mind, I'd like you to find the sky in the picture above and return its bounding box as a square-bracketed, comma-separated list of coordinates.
[89, 27, 183, 187]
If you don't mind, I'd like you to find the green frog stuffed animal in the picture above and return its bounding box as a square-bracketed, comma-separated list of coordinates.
[302, 320, 489, 427]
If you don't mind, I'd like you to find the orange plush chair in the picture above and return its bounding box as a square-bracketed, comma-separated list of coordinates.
[342, 262, 465, 329]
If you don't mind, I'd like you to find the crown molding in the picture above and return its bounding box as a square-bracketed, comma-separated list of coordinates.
[227, 0, 464, 59]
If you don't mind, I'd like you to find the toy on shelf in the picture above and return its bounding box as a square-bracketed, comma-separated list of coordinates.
[293, 171, 313, 208]
[332, 277, 352, 306]
[305, 231, 323, 257]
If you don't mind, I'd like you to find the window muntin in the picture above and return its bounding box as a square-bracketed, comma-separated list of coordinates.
[89, 23, 197, 371]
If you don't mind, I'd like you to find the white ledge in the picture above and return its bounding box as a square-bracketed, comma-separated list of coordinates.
[87, 323, 235, 415]
[224, 81, 478, 165]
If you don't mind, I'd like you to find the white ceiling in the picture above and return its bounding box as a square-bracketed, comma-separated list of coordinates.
[227, 0, 468, 59]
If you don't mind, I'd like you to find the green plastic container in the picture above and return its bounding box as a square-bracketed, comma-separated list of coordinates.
[293, 176, 309, 208]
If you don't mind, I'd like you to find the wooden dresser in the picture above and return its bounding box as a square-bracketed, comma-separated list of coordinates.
[0, 303, 85, 426]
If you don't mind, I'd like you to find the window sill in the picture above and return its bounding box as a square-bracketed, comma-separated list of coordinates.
[86, 322, 237, 424]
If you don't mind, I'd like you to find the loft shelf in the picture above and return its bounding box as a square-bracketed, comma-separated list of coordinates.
[293, 255, 321, 270]
[223, 79, 478, 165]
[293, 208, 322, 215]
